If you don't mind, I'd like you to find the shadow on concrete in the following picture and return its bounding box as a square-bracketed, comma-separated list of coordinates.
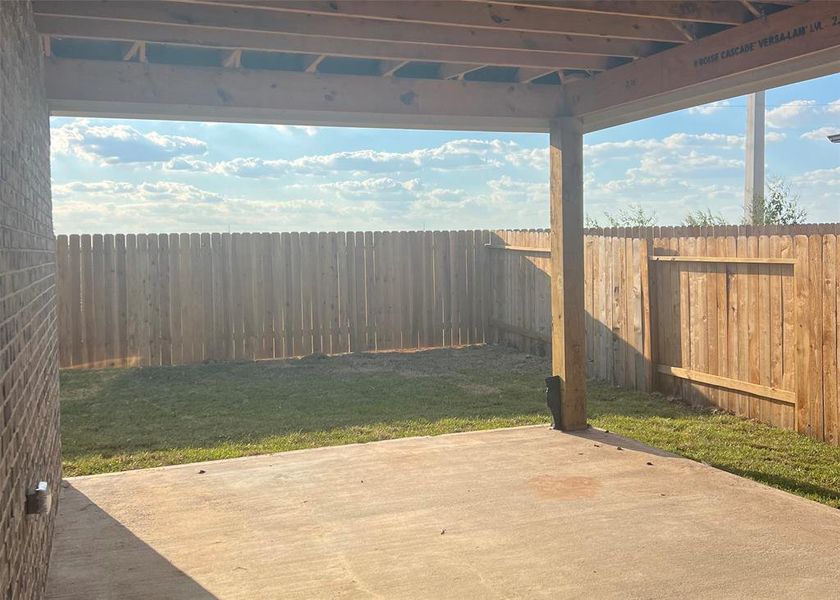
[566, 426, 678, 458]
[47, 484, 218, 600]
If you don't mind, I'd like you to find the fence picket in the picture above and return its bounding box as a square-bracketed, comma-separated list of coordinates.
[159, 234, 172, 367]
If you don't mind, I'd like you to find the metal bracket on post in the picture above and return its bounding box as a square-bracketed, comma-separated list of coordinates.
[545, 375, 562, 430]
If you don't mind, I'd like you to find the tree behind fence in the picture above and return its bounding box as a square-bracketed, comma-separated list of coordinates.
[56, 231, 489, 369]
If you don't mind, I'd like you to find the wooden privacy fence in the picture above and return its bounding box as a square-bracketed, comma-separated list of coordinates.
[487, 225, 840, 447]
[56, 225, 840, 446]
[56, 231, 489, 369]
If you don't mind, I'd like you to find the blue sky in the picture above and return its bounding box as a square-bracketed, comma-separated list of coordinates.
[51, 73, 839, 234]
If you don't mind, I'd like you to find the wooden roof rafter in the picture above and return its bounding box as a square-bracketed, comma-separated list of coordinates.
[35, 0, 839, 132]
[465, 1, 757, 24]
[439, 64, 487, 81]
[122, 40, 147, 62]
[222, 48, 241, 68]
[170, 0, 696, 43]
[32, 8, 665, 58]
[517, 67, 559, 83]
[33, 0, 780, 88]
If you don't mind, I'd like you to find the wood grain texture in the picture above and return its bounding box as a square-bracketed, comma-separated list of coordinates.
[57, 230, 486, 366]
[549, 118, 587, 430]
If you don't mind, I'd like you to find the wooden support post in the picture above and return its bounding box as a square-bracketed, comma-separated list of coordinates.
[549, 118, 587, 431]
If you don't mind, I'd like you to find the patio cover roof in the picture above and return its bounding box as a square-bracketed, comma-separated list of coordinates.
[37, 0, 840, 132]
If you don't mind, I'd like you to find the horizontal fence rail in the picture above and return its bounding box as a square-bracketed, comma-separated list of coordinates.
[56, 231, 489, 369]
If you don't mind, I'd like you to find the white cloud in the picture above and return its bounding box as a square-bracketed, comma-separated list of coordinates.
[580, 128, 755, 223]
[52, 119, 207, 164]
[764, 97, 840, 139]
[312, 177, 420, 199]
[53, 180, 223, 204]
[687, 100, 731, 116]
[274, 125, 320, 136]
[162, 157, 215, 172]
[166, 139, 536, 179]
[766, 99, 819, 129]
[801, 127, 839, 141]
[585, 133, 743, 159]
[505, 147, 548, 170]
[786, 166, 840, 222]
[791, 166, 840, 188]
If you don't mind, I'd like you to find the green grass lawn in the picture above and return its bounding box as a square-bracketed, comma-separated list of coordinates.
[60, 346, 840, 508]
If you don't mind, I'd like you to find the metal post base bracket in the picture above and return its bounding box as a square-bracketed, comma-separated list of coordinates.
[545, 376, 563, 431]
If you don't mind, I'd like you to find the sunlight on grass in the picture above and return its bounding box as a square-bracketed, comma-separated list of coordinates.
[60, 346, 840, 509]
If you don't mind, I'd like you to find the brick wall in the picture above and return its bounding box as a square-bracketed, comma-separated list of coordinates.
[0, 1, 62, 598]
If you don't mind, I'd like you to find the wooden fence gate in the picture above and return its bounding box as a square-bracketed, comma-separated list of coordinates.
[647, 227, 839, 445]
[648, 248, 797, 433]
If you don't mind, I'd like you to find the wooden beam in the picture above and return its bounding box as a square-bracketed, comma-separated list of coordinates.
[122, 41, 139, 61]
[439, 64, 486, 80]
[649, 255, 795, 265]
[32, 3, 661, 58]
[485, 244, 551, 253]
[566, 1, 840, 131]
[222, 48, 242, 68]
[171, 0, 690, 42]
[489, 318, 551, 344]
[44, 57, 563, 131]
[657, 364, 796, 405]
[669, 20, 697, 42]
[122, 40, 146, 62]
[304, 55, 326, 73]
[34, 15, 619, 71]
[474, 1, 753, 25]
[378, 60, 410, 77]
[517, 67, 557, 83]
[549, 117, 587, 431]
[739, 1, 764, 19]
[558, 71, 590, 84]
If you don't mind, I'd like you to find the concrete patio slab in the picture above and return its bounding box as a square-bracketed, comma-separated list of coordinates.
[46, 426, 840, 599]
